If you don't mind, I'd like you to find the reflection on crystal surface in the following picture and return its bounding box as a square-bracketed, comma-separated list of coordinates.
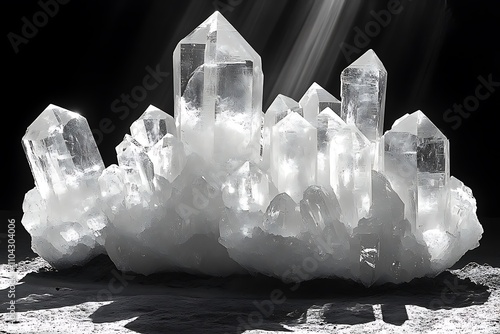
[384, 110, 450, 231]
[341, 49, 387, 143]
[300, 82, 341, 126]
[270, 112, 317, 202]
[222, 161, 277, 212]
[262, 193, 302, 237]
[22, 104, 104, 200]
[116, 134, 155, 196]
[174, 11, 263, 163]
[299, 185, 347, 241]
[323, 109, 372, 228]
[148, 134, 186, 182]
[130, 105, 176, 148]
[262, 94, 302, 169]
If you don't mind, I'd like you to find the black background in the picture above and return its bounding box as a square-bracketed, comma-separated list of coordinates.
[2, 0, 499, 235]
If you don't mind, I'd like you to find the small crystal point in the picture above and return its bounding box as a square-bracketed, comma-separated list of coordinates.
[340, 49, 387, 142]
[261, 94, 302, 169]
[262, 193, 302, 237]
[116, 134, 155, 194]
[222, 161, 277, 212]
[130, 105, 176, 148]
[384, 110, 450, 231]
[299, 82, 341, 126]
[300, 186, 348, 242]
[270, 112, 317, 202]
[319, 110, 372, 228]
[148, 134, 186, 182]
[174, 11, 263, 163]
[22, 104, 104, 200]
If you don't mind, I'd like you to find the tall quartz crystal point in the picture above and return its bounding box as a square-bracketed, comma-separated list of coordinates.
[174, 11, 263, 163]
[299, 82, 341, 126]
[22, 104, 105, 200]
[270, 112, 317, 202]
[130, 105, 176, 148]
[384, 110, 450, 231]
[341, 49, 387, 142]
[320, 109, 372, 228]
[341, 49, 387, 170]
[261, 94, 302, 169]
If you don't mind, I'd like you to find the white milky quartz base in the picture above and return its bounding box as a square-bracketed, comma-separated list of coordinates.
[21, 12, 482, 286]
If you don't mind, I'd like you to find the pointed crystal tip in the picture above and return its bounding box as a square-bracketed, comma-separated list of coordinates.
[348, 49, 386, 71]
[391, 110, 446, 139]
[200, 10, 232, 31]
[139, 105, 168, 119]
[23, 104, 82, 142]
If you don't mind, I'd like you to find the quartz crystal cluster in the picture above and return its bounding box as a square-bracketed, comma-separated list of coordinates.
[21, 12, 483, 286]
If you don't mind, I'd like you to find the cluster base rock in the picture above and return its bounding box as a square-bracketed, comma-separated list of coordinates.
[21, 12, 482, 286]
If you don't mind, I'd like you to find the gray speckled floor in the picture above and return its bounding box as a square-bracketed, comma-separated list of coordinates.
[0, 256, 499, 334]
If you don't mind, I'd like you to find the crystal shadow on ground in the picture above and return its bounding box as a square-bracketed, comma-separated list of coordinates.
[0, 254, 491, 333]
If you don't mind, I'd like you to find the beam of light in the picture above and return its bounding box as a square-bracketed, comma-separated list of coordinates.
[266, 0, 355, 106]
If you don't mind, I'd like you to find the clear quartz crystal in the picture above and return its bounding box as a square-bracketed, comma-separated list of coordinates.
[316, 108, 344, 189]
[148, 134, 186, 182]
[261, 94, 302, 169]
[341, 49, 387, 170]
[222, 161, 277, 212]
[22, 104, 105, 200]
[299, 185, 348, 241]
[341, 49, 387, 142]
[384, 110, 450, 231]
[116, 134, 155, 195]
[299, 82, 341, 126]
[270, 112, 317, 202]
[173, 11, 263, 163]
[130, 105, 176, 148]
[262, 193, 302, 237]
[320, 109, 372, 228]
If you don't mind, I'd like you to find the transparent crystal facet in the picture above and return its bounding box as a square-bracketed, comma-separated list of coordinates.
[261, 94, 302, 169]
[323, 110, 372, 228]
[22, 104, 104, 200]
[130, 105, 176, 148]
[116, 134, 155, 195]
[340, 49, 387, 143]
[316, 108, 346, 189]
[222, 161, 278, 212]
[270, 112, 317, 202]
[299, 82, 341, 127]
[262, 193, 302, 237]
[173, 11, 263, 163]
[148, 134, 186, 182]
[384, 110, 450, 231]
